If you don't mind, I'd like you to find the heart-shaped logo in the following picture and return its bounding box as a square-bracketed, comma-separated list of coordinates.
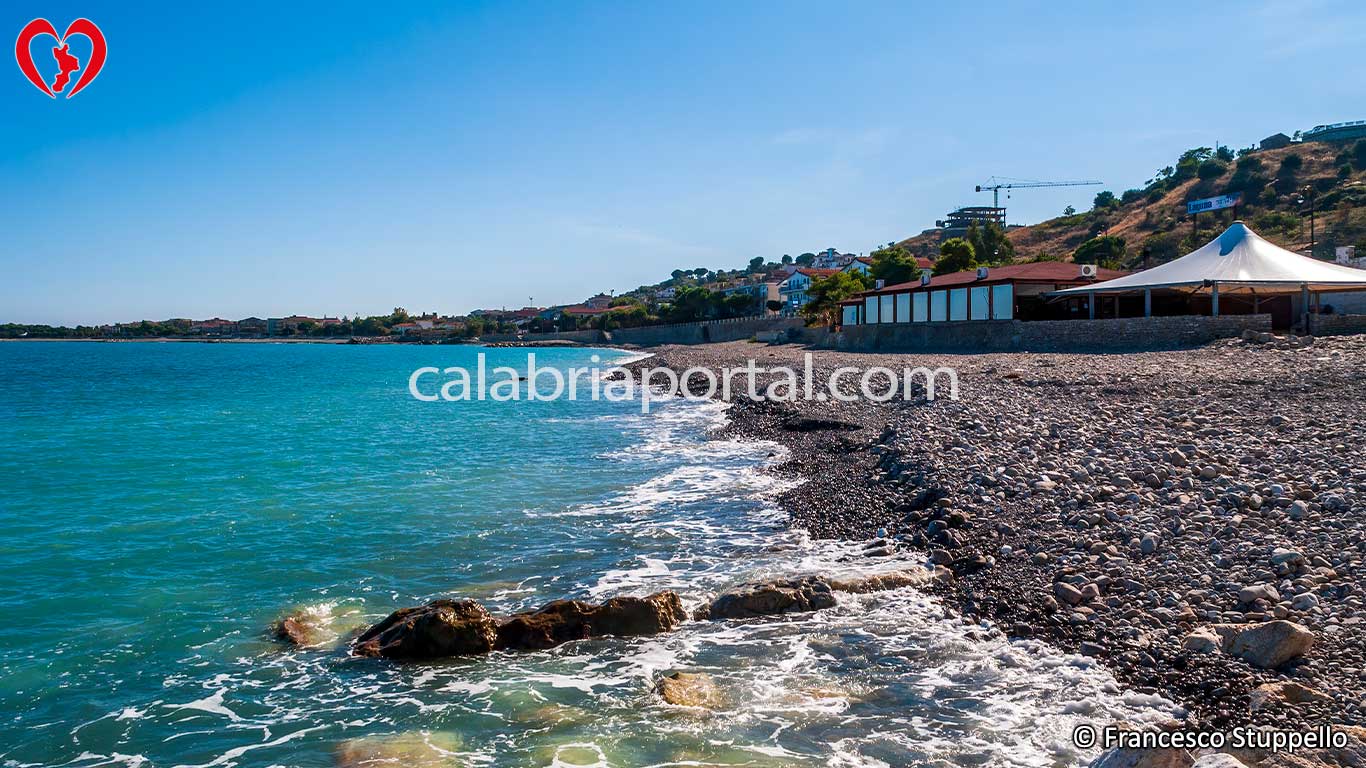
[15, 18, 106, 98]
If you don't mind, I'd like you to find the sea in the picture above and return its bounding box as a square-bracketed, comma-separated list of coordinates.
[0, 342, 1180, 767]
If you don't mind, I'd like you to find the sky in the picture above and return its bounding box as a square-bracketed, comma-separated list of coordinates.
[4, 0, 1364, 325]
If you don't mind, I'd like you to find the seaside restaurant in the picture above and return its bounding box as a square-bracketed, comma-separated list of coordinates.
[839, 262, 1129, 327]
[1048, 222, 1366, 330]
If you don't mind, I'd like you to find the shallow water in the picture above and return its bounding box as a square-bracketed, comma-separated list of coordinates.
[0, 342, 1179, 766]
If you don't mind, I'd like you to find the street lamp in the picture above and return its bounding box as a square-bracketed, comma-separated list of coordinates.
[1297, 186, 1317, 256]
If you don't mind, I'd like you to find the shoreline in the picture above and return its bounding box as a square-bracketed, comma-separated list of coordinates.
[631, 337, 1366, 742]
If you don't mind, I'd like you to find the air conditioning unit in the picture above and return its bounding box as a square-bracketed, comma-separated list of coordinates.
[874, 279, 886, 289]
[976, 266, 990, 280]
[920, 273, 932, 286]
[1079, 264, 1098, 278]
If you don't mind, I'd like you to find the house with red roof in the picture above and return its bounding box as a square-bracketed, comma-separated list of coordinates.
[779, 268, 840, 313]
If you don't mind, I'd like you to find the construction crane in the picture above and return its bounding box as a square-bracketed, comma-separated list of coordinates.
[974, 177, 1103, 223]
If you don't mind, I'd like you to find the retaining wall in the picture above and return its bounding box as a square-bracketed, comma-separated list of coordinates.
[824, 314, 1273, 353]
[1309, 313, 1366, 336]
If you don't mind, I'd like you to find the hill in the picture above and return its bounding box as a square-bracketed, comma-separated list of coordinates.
[900, 139, 1366, 268]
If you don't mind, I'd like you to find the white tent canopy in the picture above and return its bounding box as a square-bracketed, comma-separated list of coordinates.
[1052, 222, 1366, 296]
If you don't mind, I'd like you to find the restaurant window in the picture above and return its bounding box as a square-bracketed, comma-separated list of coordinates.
[970, 286, 990, 320]
[865, 296, 879, 324]
[992, 284, 1014, 320]
[880, 295, 894, 324]
[895, 293, 910, 324]
[949, 288, 968, 321]
[930, 290, 947, 321]
[912, 292, 927, 322]
[842, 304, 859, 326]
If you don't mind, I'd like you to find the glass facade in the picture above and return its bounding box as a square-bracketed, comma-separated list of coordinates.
[970, 286, 990, 320]
[912, 292, 927, 322]
[880, 295, 894, 323]
[895, 293, 910, 324]
[865, 296, 879, 323]
[930, 291, 947, 321]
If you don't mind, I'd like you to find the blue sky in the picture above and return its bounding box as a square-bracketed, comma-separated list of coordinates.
[4, 0, 1363, 325]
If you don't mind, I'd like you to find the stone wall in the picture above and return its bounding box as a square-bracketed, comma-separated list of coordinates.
[822, 314, 1273, 353]
[1310, 313, 1366, 336]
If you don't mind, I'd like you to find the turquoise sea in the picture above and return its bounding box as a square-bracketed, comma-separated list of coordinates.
[0, 342, 1177, 767]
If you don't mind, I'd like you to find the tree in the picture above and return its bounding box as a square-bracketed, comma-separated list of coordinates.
[1074, 235, 1126, 267]
[1197, 159, 1227, 181]
[781, 254, 793, 265]
[670, 269, 686, 281]
[692, 268, 708, 278]
[1093, 190, 1119, 210]
[934, 238, 977, 275]
[799, 271, 872, 326]
[868, 244, 922, 285]
[966, 221, 1015, 265]
[765, 299, 783, 313]
[748, 256, 765, 272]
[1063, 205, 1076, 216]
[795, 253, 816, 266]
[1215, 145, 1235, 163]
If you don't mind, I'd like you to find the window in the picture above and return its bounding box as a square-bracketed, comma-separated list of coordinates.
[912, 292, 927, 322]
[992, 284, 1014, 320]
[949, 288, 968, 321]
[970, 286, 990, 320]
[930, 290, 947, 321]
[880, 295, 894, 324]
[842, 305, 859, 326]
[865, 296, 879, 324]
[895, 293, 910, 324]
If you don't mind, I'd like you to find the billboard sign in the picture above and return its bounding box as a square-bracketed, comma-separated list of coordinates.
[1187, 193, 1241, 215]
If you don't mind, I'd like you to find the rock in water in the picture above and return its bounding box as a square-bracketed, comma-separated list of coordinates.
[655, 672, 723, 708]
[273, 614, 321, 647]
[703, 577, 836, 620]
[1090, 747, 1194, 768]
[826, 569, 929, 594]
[1212, 620, 1315, 669]
[353, 599, 499, 659]
[334, 731, 463, 767]
[496, 591, 686, 650]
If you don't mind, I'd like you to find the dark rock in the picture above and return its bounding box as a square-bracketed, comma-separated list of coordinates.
[497, 591, 686, 650]
[706, 577, 836, 620]
[353, 599, 499, 659]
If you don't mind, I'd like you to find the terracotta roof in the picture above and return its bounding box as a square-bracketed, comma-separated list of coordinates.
[879, 262, 1129, 292]
[794, 268, 840, 278]
[562, 305, 614, 315]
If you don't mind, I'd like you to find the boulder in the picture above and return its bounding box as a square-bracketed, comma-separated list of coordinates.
[334, 731, 463, 767]
[273, 613, 323, 647]
[1190, 756, 1248, 768]
[1237, 584, 1279, 606]
[826, 569, 929, 594]
[703, 577, 836, 620]
[655, 672, 723, 708]
[1181, 628, 1221, 654]
[497, 591, 685, 651]
[1055, 581, 1086, 606]
[353, 599, 499, 659]
[1090, 747, 1194, 768]
[1247, 681, 1334, 711]
[1211, 620, 1315, 668]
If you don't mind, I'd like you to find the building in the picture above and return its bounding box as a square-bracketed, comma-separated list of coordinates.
[584, 293, 613, 310]
[811, 248, 857, 269]
[842, 255, 934, 277]
[1259, 132, 1294, 150]
[1302, 120, 1366, 144]
[267, 315, 319, 335]
[779, 268, 839, 313]
[654, 286, 677, 301]
[720, 275, 784, 312]
[936, 206, 1006, 241]
[189, 318, 238, 336]
[840, 262, 1128, 326]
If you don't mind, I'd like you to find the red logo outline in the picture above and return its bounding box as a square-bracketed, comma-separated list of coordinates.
[15, 18, 106, 98]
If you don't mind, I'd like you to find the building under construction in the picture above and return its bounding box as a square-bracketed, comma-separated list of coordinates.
[935, 206, 1006, 241]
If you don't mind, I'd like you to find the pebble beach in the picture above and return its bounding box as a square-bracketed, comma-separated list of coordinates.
[636, 334, 1366, 764]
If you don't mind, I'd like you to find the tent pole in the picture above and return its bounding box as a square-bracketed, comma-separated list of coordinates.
[1144, 288, 1151, 318]
[1212, 282, 1219, 317]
